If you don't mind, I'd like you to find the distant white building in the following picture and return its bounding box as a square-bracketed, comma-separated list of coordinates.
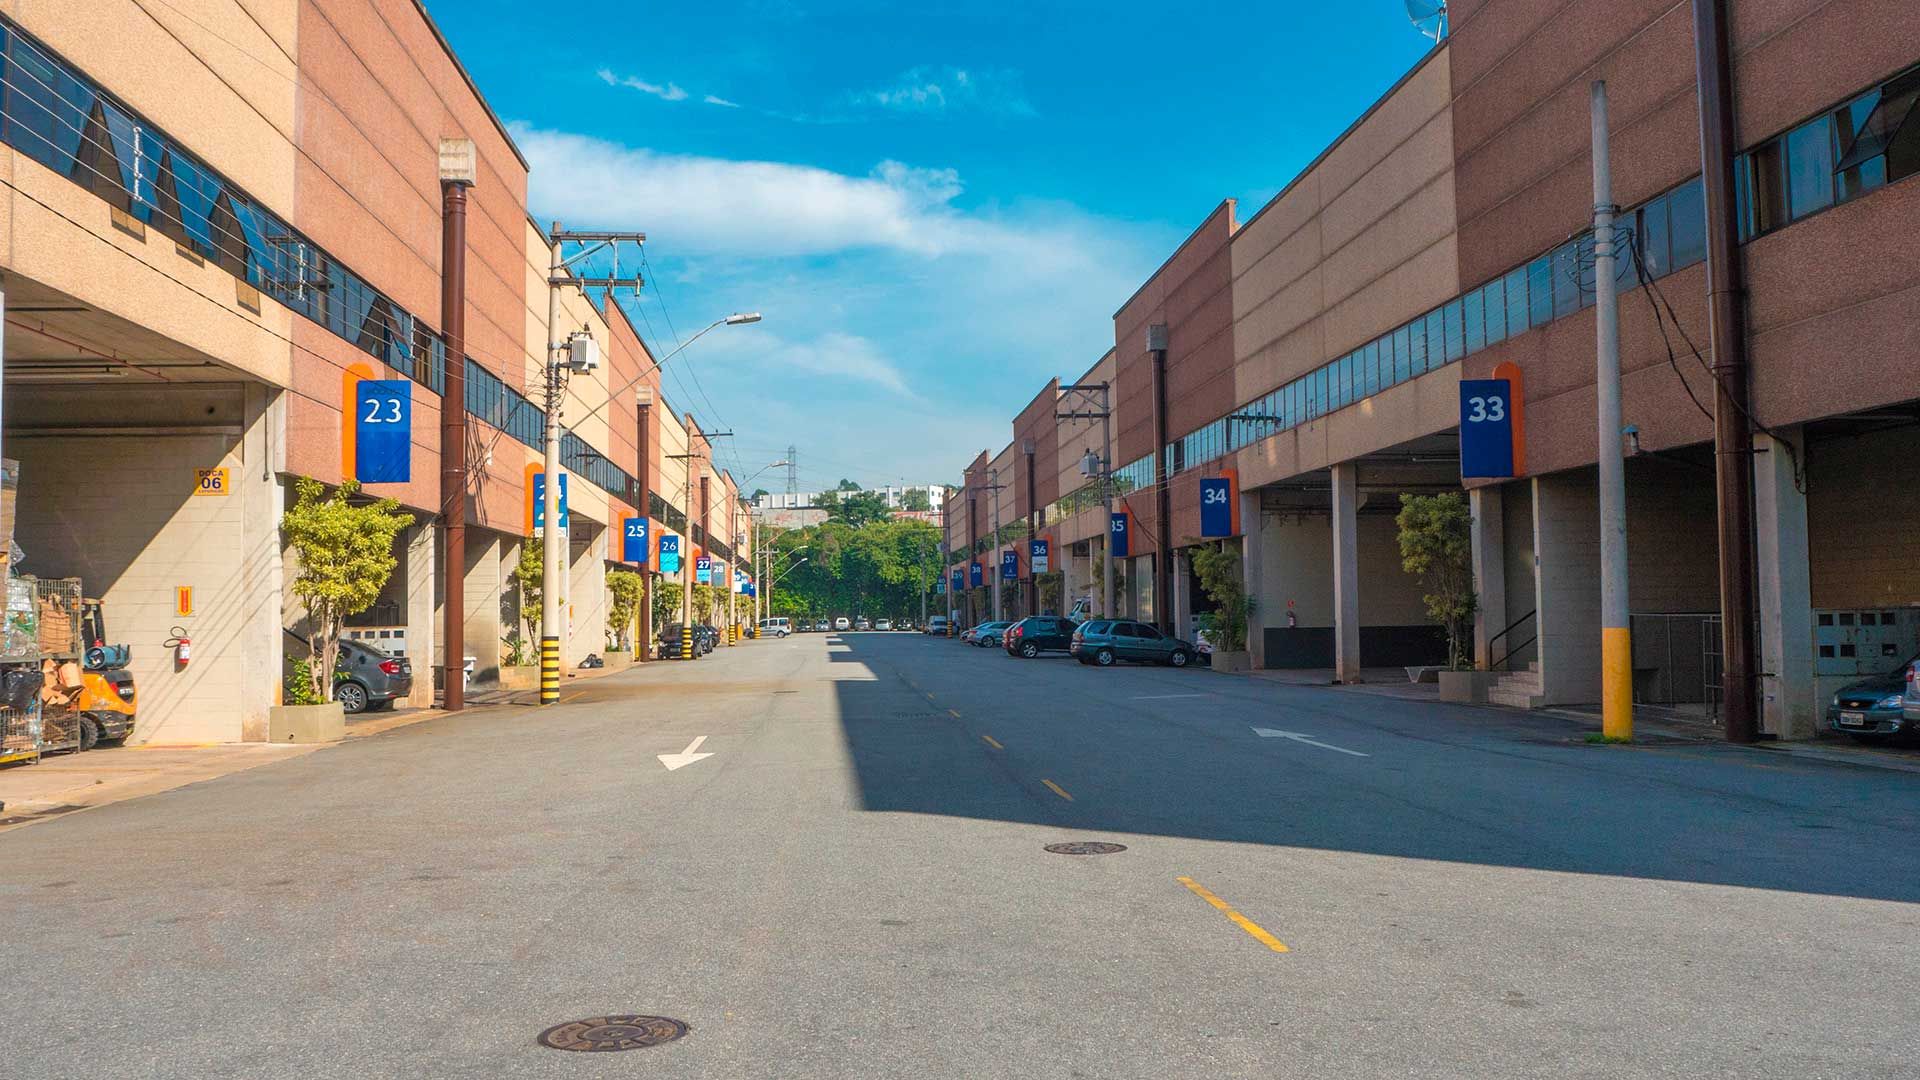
[755, 484, 949, 522]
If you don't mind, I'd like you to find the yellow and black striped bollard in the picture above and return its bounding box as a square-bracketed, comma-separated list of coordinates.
[539, 636, 560, 704]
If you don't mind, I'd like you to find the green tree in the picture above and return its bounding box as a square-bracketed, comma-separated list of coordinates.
[282, 478, 415, 700]
[606, 568, 643, 650]
[902, 487, 931, 512]
[1396, 493, 1477, 669]
[749, 488, 770, 502]
[1189, 543, 1251, 652]
[835, 478, 862, 492]
[510, 540, 549, 647]
[651, 581, 680, 636]
[834, 490, 892, 528]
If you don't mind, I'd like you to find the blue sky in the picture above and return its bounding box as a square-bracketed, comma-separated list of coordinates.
[430, 1, 1433, 491]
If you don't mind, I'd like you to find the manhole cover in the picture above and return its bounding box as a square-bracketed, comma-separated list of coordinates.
[537, 1015, 689, 1052]
[1044, 842, 1127, 855]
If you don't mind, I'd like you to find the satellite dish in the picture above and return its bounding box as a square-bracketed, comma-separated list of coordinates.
[1405, 0, 1448, 41]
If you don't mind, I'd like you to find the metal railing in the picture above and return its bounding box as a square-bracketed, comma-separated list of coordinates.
[1487, 609, 1536, 671]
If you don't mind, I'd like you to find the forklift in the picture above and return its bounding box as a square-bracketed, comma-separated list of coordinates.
[75, 598, 135, 748]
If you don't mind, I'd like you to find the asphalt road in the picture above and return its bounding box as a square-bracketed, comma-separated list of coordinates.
[3, 632, 1917, 1079]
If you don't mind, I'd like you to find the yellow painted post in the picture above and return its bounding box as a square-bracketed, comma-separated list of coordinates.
[539, 636, 560, 704]
[1603, 626, 1632, 740]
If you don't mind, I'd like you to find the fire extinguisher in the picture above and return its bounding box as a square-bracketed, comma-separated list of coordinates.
[166, 625, 191, 668]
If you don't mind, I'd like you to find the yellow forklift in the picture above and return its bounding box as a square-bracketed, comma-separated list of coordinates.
[75, 599, 134, 748]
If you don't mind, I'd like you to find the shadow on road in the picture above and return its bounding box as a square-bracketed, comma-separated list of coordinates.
[823, 633, 1920, 905]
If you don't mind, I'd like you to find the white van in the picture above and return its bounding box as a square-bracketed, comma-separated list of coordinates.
[758, 617, 791, 638]
[834, 617, 851, 631]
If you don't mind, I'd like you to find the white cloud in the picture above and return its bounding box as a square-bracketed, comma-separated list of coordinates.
[851, 66, 1035, 116]
[704, 94, 741, 108]
[511, 123, 1175, 479]
[596, 68, 688, 102]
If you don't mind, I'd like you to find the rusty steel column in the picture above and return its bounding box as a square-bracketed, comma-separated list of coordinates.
[1150, 326, 1172, 635]
[1693, 0, 1760, 743]
[438, 178, 470, 711]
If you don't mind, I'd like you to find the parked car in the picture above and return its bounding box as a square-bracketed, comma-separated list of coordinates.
[834, 617, 851, 631]
[758, 617, 791, 637]
[855, 617, 871, 631]
[333, 638, 414, 714]
[659, 623, 690, 657]
[1004, 616, 1079, 658]
[1832, 656, 1917, 740]
[897, 620, 914, 631]
[875, 619, 893, 631]
[926, 616, 950, 635]
[691, 618, 721, 653]
[970, 621, 1014, 648]
[1070, 619, 1195, 668]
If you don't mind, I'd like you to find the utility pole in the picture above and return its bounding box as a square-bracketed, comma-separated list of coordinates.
[986, 468, 1007, 622]
[670, 449, 702, 659]
[437, 141, 474, 711]
[1023, 440, 1038, 618]
[539, 223, 645, 704]
[636, 387, 654, 661]
[1693, 0, 1760, 744]
[1058, 382, 1114, 619]
[1592, 82, 1632, 742]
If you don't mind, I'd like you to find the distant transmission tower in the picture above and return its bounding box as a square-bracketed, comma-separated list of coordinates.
[785, 447, 798, 499]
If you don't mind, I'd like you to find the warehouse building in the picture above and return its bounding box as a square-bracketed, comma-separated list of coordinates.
[948, 0, 1920, 739]
[0, 2, 741, 742]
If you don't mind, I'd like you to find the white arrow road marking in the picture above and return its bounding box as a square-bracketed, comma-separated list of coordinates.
[1251, 727, 1370, 757]
[658, 735, 715, 771]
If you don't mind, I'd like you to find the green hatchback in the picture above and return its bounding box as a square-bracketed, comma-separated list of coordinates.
[1070, 619, 1196, 668]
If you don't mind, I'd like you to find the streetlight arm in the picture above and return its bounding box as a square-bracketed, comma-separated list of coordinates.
[772, 558, 810, 586]
[568, 313, 762, 432]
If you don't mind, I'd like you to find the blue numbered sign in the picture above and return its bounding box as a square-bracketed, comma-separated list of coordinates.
[1110, 512, 1130, 558]
[969, 563, 984, 588]
[355, 379, 411, 484]
[622, 517, 649, 563]
[1029, 538, 1050, 575]
[1459, 379, 1516, 479]
[659, 534, 681, 574]
[695, 555, 713, 584]
[1001, 550, 1019, 580]
[533, 473, 570, 529]
[1199, 477, 1233, 537]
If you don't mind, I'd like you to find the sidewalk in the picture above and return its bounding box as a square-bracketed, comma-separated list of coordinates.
[1237, 664, 1920, 773]
[0, 743, 320, 832]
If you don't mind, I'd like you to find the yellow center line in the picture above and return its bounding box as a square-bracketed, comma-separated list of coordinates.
[981, 735, 1003, 750]
[1041, 779, 1074, 802]
[948, 709, 962, 719]
[1177, 876, 1290, 954]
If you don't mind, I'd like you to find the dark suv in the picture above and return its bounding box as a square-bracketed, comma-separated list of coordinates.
[1070, 619, 1195, 668]
[1004, 616, 1078, 658]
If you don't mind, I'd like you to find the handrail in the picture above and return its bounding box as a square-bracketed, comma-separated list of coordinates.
[1487, 609, 1537, 672]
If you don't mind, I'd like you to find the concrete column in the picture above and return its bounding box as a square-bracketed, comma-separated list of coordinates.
[1240, 491, 1267, 668]
[1331, 462, 1363, 683]
[1755, 426, 1817, 739]
[1470, 484, 1507, 669]
[566, 526, 607, 665]
[239, 383, 286, 740]
[404, 522, 438, 708]
[463, 532, 502, 685]
[500, 536, 525, 662]
[1532, 471, 1602, 705]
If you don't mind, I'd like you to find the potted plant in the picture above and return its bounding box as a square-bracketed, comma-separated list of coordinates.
[499, 540, 548, 689]
[1395, 493, 1492, 702]
[276, 479, 413, 739]
[1189, 543, 1253, 673]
